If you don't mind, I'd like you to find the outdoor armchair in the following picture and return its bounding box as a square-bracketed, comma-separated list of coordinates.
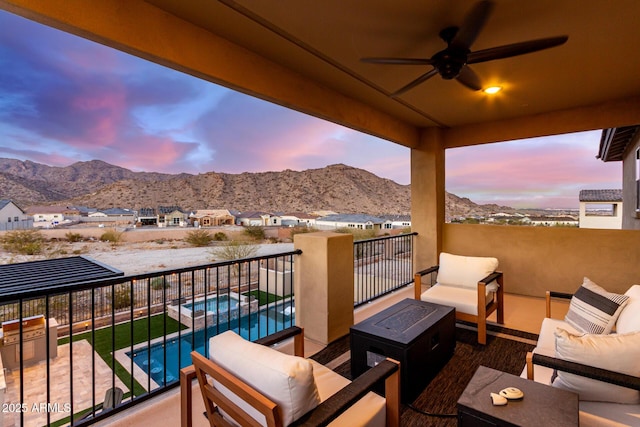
[180, 326, 401, 427]
[414, 252, 504, 344]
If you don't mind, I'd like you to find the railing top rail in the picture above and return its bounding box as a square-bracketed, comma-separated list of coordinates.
[0, 249, 302, 303]
[353, 232, 417, 245]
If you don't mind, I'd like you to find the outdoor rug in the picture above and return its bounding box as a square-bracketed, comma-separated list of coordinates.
[310, 323, 537, 427]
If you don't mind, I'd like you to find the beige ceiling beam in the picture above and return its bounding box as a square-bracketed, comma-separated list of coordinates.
[441, 96, 640, 148]
[0, 0, 420, 148]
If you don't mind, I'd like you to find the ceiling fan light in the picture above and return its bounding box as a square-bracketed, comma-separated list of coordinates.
[483, 86, 502, 94]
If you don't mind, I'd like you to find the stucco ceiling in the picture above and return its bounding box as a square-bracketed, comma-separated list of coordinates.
[145, 0, 640, 130]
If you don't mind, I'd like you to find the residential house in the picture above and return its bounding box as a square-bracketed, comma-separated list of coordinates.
[3, 2, 640, 426]
[578, 189, 623, 229]
[597, 126, 640, 229]
[381, 214, 411, 229]
[136, 208, 157, 226]
[25, 205, 79, 227]
[157, 206, 187, 227]
[0, 200, 32, 230]
[235, 211, 280, 226]
[315, 214, 392, 231]
[280, 212, 318, 228]
[190, 209, 235, 227]
[527, 215, 579, 227]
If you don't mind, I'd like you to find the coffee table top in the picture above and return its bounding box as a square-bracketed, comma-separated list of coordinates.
[458, 366, 579, 427]
[350, 298, 454, 345]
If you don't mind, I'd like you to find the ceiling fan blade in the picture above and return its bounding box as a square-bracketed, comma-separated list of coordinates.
[451, 0, 494, 49]
[361, 57, 433, 65]
[456, 66, 482, 91]
[391, 68, 439, 97]
[467, 35, 569, 64]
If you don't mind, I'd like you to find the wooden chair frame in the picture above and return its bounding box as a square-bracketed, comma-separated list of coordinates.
[414, 266, 504, 345]
[180, 326, 401, 427]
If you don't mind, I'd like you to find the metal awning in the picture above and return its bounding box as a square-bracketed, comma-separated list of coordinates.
[0, 256, 124, 295]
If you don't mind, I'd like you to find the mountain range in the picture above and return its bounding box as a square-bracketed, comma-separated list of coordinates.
[0, 158, 513, 217]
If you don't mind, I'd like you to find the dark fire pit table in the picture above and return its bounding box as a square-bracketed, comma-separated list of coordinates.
[350, 298, 456, 403]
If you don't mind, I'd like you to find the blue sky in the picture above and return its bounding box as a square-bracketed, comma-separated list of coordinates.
[0, 10, 621, 208]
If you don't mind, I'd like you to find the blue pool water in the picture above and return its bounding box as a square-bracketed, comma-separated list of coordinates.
[128, 302, 295, 386]
[183, 295, 238, 313]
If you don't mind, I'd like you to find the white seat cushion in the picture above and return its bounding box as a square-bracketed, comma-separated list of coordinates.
[310, 360, 386, 427]
[436, 252, 499, 290]
[420, 284, 493, 316]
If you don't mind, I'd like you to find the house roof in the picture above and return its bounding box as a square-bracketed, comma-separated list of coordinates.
[0, 200, 24, 212]
[158, 206, 184, 214]
[317, 214, 388, 224]
[579, 189, 623, 202]
[0, 256, 124, 298]
[138, 208, 156, 216]
[100, 208, 134, 215]
[598, 126, 640, 162]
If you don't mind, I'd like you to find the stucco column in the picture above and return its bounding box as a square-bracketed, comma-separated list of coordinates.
[411, 127, 446, 270]
[293, 231, 354, 345]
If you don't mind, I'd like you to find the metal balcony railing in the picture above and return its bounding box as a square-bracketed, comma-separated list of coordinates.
[0, 249, 300, 426]
[353, 232, 416, 306]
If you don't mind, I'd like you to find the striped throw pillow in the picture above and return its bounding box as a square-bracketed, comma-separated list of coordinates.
[565, 277, 629, 334]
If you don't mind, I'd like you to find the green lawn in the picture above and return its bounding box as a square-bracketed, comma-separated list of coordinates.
[58, 314, 184, 398]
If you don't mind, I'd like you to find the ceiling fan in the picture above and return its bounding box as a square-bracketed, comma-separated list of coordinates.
[361, 0, 568, 97]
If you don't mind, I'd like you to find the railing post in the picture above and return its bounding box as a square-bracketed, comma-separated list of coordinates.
[293, 232, 354, 345]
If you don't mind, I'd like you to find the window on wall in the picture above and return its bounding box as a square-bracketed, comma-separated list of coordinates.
[585, 203, 617, 216]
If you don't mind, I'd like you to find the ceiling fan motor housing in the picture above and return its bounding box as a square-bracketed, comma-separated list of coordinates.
[432, 47, 468, 79]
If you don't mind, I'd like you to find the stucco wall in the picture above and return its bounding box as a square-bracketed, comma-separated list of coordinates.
[622, 135, 640, 229]
[441, 223, 640, 297]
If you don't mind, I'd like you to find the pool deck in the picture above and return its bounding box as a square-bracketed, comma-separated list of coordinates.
[1, 340, 127, 427]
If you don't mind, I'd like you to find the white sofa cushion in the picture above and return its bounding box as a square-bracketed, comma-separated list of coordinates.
[436, 252, 499, 290]
[565, 277, 629, 334]
[420, 284, 494, 316]
[616, 285, 640, 334]
[552, 328, 640, 404]
[208, 331, 321, 426]
[310, 360, 385, 427]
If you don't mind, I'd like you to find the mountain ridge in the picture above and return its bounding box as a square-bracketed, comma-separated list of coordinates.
[0, 158, 513, 217]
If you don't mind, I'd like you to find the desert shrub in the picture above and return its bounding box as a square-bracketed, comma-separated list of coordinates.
[113, 284, 131, 310]
[290, 226, 318, 238]
[65, 232, 83, 242]
[1, 229, 45, 255]
[100, 229, 124, 245]
[243, 225, 265, 241]
[212, 241, 259, 262]
[213, 232, 228, 241]
[184, 229, 214, 247]
[150, 277, 170, 290]
[335, 227, 376, 241]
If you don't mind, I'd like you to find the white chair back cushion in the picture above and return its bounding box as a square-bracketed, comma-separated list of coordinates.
[208, 331, 321, 426]
[616, 285, 640, 334]
[436, 252, 498, 290]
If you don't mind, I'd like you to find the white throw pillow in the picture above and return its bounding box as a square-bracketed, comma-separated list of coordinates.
[564, 277, 629, 334]
[616, 285, 640, 334]
[552, 328, 640, 404]
[436, 252, 498, 290]
[209, 331, 321, 426]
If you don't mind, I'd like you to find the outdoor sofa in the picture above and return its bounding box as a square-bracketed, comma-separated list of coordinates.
[522, 279, 640, 426]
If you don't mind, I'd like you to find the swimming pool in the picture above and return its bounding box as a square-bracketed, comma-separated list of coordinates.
[183, 294, 237, 313]
[129, 302, 295, 387]
[167, 292, 260, 330]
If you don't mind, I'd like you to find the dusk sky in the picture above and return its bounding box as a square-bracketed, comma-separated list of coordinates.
[0, 11, 621, 209]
